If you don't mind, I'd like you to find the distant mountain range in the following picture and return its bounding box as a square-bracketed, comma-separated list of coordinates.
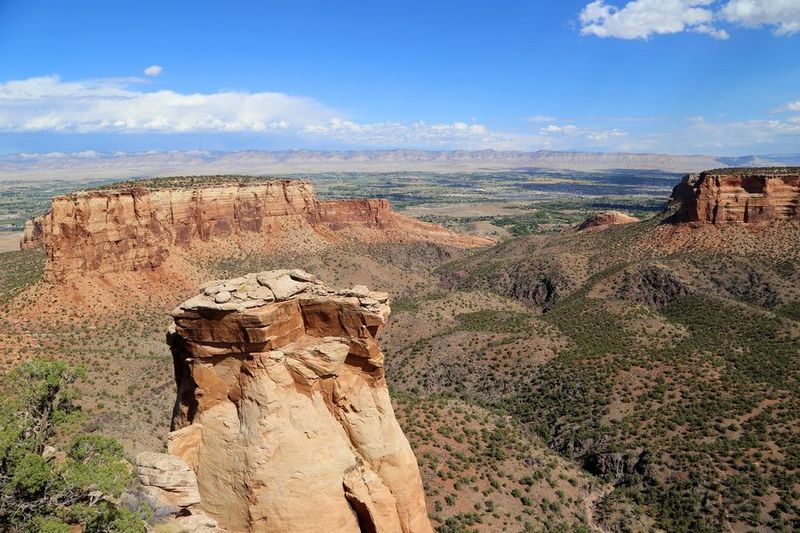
[2, 149, 799, 181]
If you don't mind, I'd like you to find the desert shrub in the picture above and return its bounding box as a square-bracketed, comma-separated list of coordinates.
[0, 359, 145, 531]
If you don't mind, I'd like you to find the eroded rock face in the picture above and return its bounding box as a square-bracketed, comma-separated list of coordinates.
[134, 452, 220, 532]
[671, 167, 800, 224]
[20, 216, 45, 250]
[23, 179, 490, 282]
[165, 270, 432, 533]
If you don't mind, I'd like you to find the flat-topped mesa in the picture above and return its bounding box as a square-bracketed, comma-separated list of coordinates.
[670, 167, 800, 224]
[22, 178, 491, 282]
[165, 270, 433, 533]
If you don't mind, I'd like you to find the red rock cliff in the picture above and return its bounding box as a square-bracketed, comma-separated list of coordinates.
[671, 167, 800, 224]
[24, 179, 490, 282]
[166, 270, 433, 533]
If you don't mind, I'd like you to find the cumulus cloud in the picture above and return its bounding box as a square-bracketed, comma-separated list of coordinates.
[0, 75, 336, 134]
[721, 0, 800, 35]
[0, 75, 541, 149]
[14, 74, 800, 153]
[785, 100, 800, 112]
[579, 0, 800, 39]
[143, 65, 163, 77]
[579, 0, 728, 40]
[539, 123, 627, 144]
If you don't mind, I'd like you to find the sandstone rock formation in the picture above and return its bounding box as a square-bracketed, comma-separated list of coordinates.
[577, 210, 638, 231]
[670, 167, 800, 224]
[21, 179, 490, 282]
[19, 216, 44, 250]
[134, 452, 220, 532]
[161, 270, 432, 533]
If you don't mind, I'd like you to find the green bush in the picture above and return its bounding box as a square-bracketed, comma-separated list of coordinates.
[0, 359, 144, 531]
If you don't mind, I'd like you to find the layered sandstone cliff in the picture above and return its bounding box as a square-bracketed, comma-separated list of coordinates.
[22, 179, 490, 282]
[162, 270, 432, 532]
[670, 167, 800, 224]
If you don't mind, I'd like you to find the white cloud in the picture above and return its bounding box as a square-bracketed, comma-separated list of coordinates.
[579, 0, 800, 39]
[0, 75, 538, 149]
[524, 115, 559, 123]
[785, 100, 800, 112]
[301, 118, 508, 148]
[143, 65, 163, 77]
[682, 115, 800, 149]
[721, 0, 800, 35]
[0, 75, 641, 151]
[10, 74, 800, 154]
[0, 75, 336, 134]
[539, 123, 627, 144]
[579, 0, 728, 39]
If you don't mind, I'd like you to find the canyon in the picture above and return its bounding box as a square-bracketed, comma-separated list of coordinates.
[144, 269, 431, 532]
[4, 169, 800, 531]
[20, 178, 490, 282]
[670, 167, 800, 224]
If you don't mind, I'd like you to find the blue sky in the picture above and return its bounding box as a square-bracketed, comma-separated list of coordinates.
[1, 0, 799, 155]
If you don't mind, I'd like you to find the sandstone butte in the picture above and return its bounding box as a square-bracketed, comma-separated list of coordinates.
[135, 269, 433, 533]
[19, 179, 491, 282]
[576, 210, 639, 231]
[670, 167, 800, 224]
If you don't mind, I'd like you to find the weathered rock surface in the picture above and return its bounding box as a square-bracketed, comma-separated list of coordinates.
[577, 210, 638, 231]
[671, 167, 800, 224]
[134, 451, 221, 532]
[19, 216, 45, 250]
[22, 179, 490, 282]
[161, 270, 432, 533]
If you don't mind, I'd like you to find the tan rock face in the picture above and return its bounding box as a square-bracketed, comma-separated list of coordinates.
[577, 211, 638, 231]
[20, 216, 45, 250]
[671, 168, 800, 224]
[22, 179, 491, 282]
[165, 270, 432, 533]
[135, 451, 202, 510]
[134, 451, 220, 532]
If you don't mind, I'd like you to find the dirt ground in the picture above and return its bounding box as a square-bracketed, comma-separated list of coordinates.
[0, 232, 21, 253]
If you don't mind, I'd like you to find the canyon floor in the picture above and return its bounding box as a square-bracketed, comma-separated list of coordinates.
[1, 172, 799, 532]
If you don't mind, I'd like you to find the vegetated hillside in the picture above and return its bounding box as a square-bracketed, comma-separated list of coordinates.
[422, 215, 800, 531]
[0, 239, 621, 532]
[5, 177, 799, 531]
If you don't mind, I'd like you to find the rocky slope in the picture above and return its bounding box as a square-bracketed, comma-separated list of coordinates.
[671, 167, 800, 223]
[156, 269, 432, 532]
[22, 179, 489, 282]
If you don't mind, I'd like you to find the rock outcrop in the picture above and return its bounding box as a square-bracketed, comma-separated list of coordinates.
[670, 167, 800, 224]
[161, 270, 432, 533]
[22, 179, 490, 282]
[577, 211, 638, 231]
[134, 452, 220, 532]
[19, 216, 45, 250]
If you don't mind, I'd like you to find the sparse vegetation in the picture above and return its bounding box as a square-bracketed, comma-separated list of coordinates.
[0, 359, 145, 532]
[3, 172, 799, 532]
